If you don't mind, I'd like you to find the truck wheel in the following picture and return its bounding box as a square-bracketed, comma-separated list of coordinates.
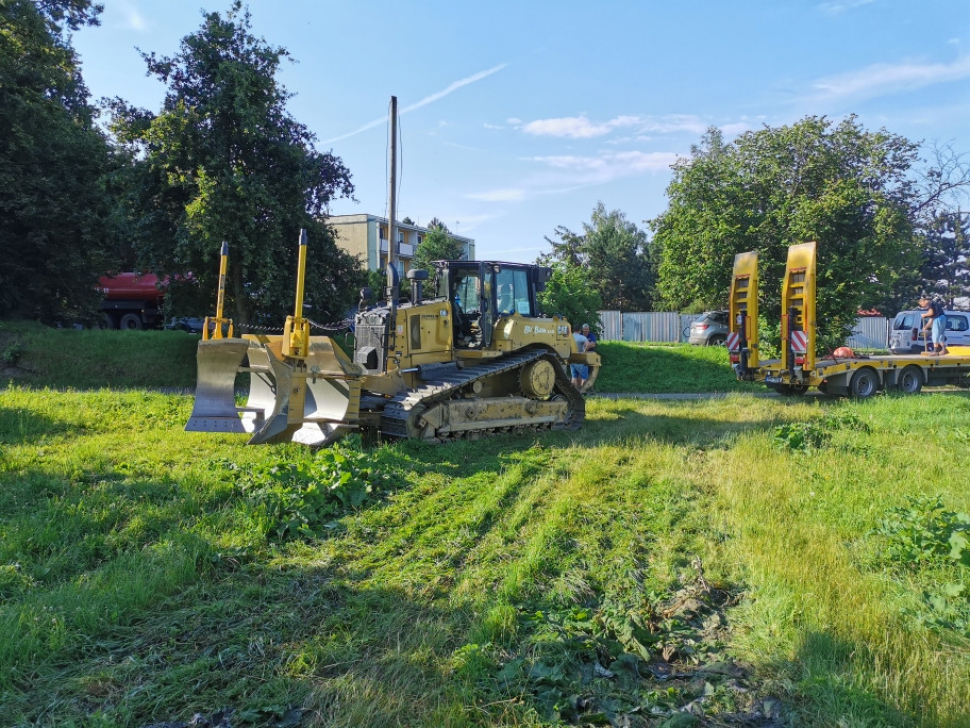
[99, 313, 116, 330]
[897, 365, 923, 394]
[119, 313, 144, 330]
[849, 367, 879, 399]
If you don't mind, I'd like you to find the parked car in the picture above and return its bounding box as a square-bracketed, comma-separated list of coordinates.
[889, 309, 970, 353]
[165, 317, 206, 334]
[688, 310, 730, 346]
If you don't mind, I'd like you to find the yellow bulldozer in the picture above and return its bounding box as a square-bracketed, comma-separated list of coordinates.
[185, 232, 600, 446]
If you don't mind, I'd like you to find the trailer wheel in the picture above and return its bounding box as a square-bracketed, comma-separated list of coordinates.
[119, 313, 144, 330]
[849, 367, 879, 399]
[897, 365, 923, 394]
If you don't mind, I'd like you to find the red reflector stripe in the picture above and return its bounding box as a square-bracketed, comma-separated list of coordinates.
[795, 356, 805, 365]
[730, 355, 739, 363]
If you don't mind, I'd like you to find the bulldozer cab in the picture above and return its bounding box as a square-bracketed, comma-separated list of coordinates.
[432, 261, 550, 350]
[434, 261, 492, 349]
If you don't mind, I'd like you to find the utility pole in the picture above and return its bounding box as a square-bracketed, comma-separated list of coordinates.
[387, 96, 398, 280]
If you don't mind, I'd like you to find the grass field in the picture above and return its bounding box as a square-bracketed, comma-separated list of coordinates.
[2, 327, 969, 727]
[0, 321, 753, 395]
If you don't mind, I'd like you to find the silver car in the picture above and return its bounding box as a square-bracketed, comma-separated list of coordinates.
[688, 310, 730, 346]
[889, 309, 970, 353]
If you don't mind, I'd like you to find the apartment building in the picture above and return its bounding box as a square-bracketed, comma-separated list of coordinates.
[329, 214, 475, 275]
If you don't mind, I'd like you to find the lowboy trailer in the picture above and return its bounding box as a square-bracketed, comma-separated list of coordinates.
[728, 241, 970, 398]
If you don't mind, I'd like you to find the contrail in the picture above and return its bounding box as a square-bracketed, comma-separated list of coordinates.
[323, 64, 508, 144]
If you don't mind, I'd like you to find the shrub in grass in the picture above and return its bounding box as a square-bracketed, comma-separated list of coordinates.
[875, 495, 970, 568]
[772, 409, 871, 451]
[231, 437, 393, 541]
[872, 496, 970, 638]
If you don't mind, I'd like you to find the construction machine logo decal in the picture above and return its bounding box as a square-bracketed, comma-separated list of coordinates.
[440, 309, 448, 317]
[396, 324, 404, 334]
[534, 327, 549, 334]
[557, 325, 569, 336]
[524, 326, 532, 334]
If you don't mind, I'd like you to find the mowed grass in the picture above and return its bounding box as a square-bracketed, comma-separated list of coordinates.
[2, 380, 970, 726]
[593, 342, 759, 394]
[1, 320, 749, 395]
[1, 321, 198, 390]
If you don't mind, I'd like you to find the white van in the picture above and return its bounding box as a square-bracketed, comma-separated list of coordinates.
[889, 309, 970, 353]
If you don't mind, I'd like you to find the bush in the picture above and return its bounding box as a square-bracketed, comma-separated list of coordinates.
[232, 438, 393, 541]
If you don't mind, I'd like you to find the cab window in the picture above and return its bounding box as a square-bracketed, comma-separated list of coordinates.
[495, 267, 533, 317]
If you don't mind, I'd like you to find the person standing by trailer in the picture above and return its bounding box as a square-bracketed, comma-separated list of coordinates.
[571, 329, 589, 389]
[920, 296, 949, 356]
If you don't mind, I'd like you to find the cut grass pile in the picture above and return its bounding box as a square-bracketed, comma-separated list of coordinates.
[2, 383, 970, 727]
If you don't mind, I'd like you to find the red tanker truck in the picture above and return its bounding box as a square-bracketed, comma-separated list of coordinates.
[97, 272, 167, 330]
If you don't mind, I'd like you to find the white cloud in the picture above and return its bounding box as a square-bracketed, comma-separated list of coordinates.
[522, 115, 640, 139]
[483, 122, 505, 130]
[810, 56, 970, 101]
[520, 114, 707, 139]
[466, 189, 527, 202]
[114, 0, 148, 31]
[323, 64, 508, 143]
[506, 117, 522, 125]
[527, 150, 679, 176]
[467, 150, 679, 204]
[817, 0, 875, 15]
[719, 121, 754, 137]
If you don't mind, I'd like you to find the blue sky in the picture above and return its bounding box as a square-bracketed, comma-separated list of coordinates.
[72, 0, 970, 263]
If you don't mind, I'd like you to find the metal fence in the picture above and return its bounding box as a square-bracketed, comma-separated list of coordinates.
[846, 316, 889, 349]
[596, 311, 890, 348]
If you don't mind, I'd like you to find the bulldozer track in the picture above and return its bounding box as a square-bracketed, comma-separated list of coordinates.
[380, 349, 584, 441]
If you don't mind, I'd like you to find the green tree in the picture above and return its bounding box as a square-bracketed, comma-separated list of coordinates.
[537, 262, 603, 333]
[918, 211, 970, 308]
[0, 0, 115, 323]
[652, 117, 922, 345]
[411, 225, 466, 272]
[583, 203, 654, 311]
[110, 2, 362, 325]
[541, 203, 654, 311]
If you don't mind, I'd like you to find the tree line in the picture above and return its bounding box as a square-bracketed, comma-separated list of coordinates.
[3, 1, 969, 340]
[540, 119, 970, 345]
[1, 0, 363, 327]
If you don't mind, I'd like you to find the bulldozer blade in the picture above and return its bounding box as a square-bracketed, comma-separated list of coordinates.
[185, 339, 252, 433]
[247, 338, 361, 446]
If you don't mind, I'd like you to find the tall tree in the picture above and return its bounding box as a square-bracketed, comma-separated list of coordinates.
[0, 0, 114, 323]
[411, 225, 466, 271]
[652, 116, 922, 345]
[111, 1, 362, 325]
[919, 211, 970, 307]
[541, 203, 654, 311]
[536, 262, 603, 333]
[583, 203, 654, 311]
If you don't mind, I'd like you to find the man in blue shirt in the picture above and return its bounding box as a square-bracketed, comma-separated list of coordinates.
[920, 296, 949, 356]
[570, 324, 599, 391]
